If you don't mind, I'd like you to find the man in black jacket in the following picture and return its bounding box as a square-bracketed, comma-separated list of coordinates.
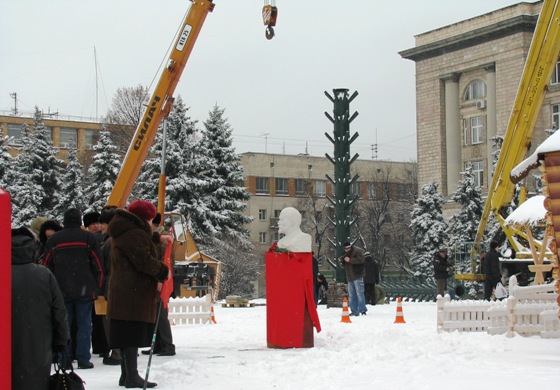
[364, 252, 380, 305]
[484, 241, 501, 300]
[12, 227, 69, 390]
[43, 208, 104, 369]
[433, 248, 450, 297]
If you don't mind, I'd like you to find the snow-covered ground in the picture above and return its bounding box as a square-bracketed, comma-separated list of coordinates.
[76, 300, 559, 389]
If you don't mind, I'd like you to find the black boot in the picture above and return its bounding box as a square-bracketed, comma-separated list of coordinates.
[123, 347, 157, 388]
[119, 355, 126, 386]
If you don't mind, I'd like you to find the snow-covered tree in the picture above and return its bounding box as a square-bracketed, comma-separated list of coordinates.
[0, 133, 13, 189]
[409, 181, 448, 281]
[205, 236, 259, 299]
[448, 164, 483, 247]
[84, 129, 121, 212]
[9, 108, 63, 224]
[55, 144, 86, 215]
[198, 105, 252, 243]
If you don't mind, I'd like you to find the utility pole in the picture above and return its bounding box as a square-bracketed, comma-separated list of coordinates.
[261, 132, 270, 153]
[10, 92, 18, 116]
[324, 88, 360, 283]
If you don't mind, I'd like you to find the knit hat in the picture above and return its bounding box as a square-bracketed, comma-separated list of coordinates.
[128, 200, 157, 221]
[63, 208, 82, 228]
[343, 241, 352, 249]
[83, 212, 100, 227]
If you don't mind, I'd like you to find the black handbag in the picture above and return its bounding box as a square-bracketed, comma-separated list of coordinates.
[49, 358, 86, 390]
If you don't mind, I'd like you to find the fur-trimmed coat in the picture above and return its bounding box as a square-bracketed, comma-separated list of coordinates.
[106, 209, 168, 324]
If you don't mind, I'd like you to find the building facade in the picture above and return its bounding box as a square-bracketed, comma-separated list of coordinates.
[400, 1, 560, 216]
[1, 114, 103, 157]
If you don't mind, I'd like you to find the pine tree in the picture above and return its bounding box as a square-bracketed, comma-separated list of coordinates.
[448, 164, 483, 247]
[84, 129, 121, 212]
[9, 108, 63, 225]
[198, 105, 253, 243]
[55, 145, 86, 215]
[0, 133, 13, 189]
[409, 182, 448, 281]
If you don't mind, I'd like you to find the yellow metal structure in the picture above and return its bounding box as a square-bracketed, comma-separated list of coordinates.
[462, 0, 560, 279]
[107, 0, 215, 208]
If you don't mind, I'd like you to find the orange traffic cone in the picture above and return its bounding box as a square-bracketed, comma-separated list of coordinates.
[210, 302, 217, 324]
[341, 297, 352, 323]
[394, 297, 406, 324]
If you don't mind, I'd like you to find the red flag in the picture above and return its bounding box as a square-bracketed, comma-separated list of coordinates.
[160, 243, 174, 310]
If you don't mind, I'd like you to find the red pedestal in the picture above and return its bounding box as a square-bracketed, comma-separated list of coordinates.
[0, 189, 11, 389]
[266, 247, 321, 348]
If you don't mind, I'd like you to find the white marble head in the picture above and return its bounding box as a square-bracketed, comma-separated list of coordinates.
[277, 207, 311, 252]
[278, 207, 301, 235]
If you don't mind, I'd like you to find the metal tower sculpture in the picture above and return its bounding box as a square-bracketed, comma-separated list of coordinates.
[324, 88, 360, 282]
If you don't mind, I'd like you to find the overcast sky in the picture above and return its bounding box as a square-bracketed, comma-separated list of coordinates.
[1, 0, 526, 161]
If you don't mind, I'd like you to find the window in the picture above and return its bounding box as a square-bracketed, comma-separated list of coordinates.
[259, 232, 267, 244]
[471, 116, 483, 144]
[313, 180, 326, 197]
[397, 183, 406, 200]
[258, 209, 267, 221]
[471, 161, 484, 187]
[464, 80, 487, 101]
[275, 178, 289, 196]
[552, 104, 560, 131]
[274, 209, 282, 218]
[367, 183, 377, 199]
[84, 129, 98, 150]
[272, 232, 281, 242]
[256, 177, 270, 195]
[351, 182, 361, 198]
[59, 127, 77, 148]
[7, 123, 22, 146]
[382, 183, 391, 200]
[295, 179, 308, 196]
[552, 61, 560, 84]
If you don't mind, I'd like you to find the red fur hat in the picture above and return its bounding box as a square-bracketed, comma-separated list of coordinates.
[127, 200, 157, 221]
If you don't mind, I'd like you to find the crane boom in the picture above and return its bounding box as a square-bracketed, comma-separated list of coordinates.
[107, 0, 215, 207]
[474, 0, 560, 253]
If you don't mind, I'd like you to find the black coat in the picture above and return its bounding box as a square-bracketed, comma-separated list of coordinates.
[433, 252, 450, 279]
[484, 249, 501, 282]
[364, 254, 380, 284]
[43, 225, 104, 301]
[12, 233, 69, 390]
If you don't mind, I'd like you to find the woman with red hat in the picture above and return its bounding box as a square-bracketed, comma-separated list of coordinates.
[106, 200, 169, 388]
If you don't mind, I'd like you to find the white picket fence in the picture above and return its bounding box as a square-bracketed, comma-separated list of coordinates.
[168, 295, 213, 325]
[437, 275, 559, 338]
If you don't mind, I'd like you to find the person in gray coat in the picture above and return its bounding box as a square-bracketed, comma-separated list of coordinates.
[11, 227, 69, 390]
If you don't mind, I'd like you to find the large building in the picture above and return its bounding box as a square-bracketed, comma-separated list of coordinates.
[0, 113, 102, 158]
[400, 1, 559, 215]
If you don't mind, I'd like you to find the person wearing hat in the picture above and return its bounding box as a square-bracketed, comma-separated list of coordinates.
[12, 226, 69, 390]
[433, 247, 450, 296]
[339, 241, 367, 316]
[43, 208, 104, 370]
[107, 200, 169, 388]
[83, 211, 102, 234]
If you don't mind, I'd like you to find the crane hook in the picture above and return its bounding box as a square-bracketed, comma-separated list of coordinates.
[265, 25, 275, 40]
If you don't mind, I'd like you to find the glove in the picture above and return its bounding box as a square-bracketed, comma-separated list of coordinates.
[53, 345, 66, 353]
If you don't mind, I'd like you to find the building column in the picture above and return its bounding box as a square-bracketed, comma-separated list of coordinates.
[443, 73, 461, 196]
[485, 65, 497, 177]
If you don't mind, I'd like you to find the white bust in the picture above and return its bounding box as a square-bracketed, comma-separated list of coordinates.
[276, 207, 312, 252]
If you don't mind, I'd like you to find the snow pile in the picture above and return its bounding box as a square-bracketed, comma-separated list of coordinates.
[511, 130, 560, 182]
[504, 195, 546, 227]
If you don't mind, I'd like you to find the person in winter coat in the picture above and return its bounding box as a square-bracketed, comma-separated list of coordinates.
[314, 273, 329, 305]
[43, 208, 104, 369]
[339, 241, 367, 316]
[107, 200, 169, 388]
[484, 241, 501, 300]
[11, 227, 69, 390]
[35, 218, 63, 262]
[363, 251, 380, 305]
[433, 248, 450, 296]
